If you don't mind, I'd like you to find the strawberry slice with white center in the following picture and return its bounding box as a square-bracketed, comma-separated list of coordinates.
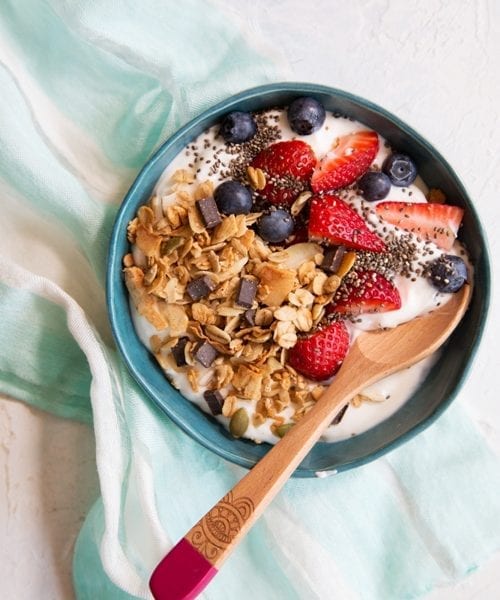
[250, 140, 317, 205]
[308, 194, 386, 252]
[375, 201, 464, 250]
[328, 270, 402, 316]
[311, 130, 379, 193]
[288, 320, 350, 381]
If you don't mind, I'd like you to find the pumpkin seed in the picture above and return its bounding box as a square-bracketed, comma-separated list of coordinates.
[276, 423, 294, 438]
[160, 236, 183, 256]
[229, 407, 249, 438]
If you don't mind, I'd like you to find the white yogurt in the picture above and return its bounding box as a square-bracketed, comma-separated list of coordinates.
[128, 107, 471, 444]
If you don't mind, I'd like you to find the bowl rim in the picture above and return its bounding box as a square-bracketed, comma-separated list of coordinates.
[107, 82, 491, 477]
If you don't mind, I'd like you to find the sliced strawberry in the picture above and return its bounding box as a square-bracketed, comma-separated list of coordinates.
[328, 270, 401, 316]
[250, 140, 316, 205]
[288, 320, 350, 381]
[308, 194, 386, 252]
[311, 130, 379, 193]
[375, 201, 464, 250]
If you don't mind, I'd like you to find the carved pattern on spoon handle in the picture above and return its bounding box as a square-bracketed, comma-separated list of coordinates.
[186, 492, 255, 562]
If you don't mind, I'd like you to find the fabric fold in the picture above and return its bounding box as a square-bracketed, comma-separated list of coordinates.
[1, 1, 499, 599]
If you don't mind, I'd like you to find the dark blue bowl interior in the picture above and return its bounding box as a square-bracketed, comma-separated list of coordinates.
[107, 83, 490, 477]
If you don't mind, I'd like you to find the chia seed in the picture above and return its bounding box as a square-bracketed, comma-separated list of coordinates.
[211, 111, 283, 182]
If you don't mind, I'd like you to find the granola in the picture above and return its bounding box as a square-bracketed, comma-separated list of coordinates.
[124, 171, 353, 439]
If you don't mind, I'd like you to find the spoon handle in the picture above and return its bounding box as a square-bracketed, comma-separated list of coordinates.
[149, 362, 359, 600]
[149, 286, 471, 599]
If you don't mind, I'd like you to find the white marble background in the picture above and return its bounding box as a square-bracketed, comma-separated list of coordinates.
[2, 1, 500, 598]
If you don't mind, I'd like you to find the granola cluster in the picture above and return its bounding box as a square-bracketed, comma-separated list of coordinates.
[123, 169, 357, 438]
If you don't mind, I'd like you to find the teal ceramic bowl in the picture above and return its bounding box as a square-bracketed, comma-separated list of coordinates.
[107, 83, 490, 477]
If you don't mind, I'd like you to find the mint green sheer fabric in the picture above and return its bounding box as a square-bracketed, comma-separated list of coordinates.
[1, 2, 499, 598]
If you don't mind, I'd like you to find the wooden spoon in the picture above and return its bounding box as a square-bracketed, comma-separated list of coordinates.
[150, 284, 471, 600]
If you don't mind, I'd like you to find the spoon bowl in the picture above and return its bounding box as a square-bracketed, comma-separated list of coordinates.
[345, 283, 473, 389]
[150, 284, 472, 600]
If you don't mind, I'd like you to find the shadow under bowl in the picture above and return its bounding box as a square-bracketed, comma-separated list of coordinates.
[107, 83, 490, 477]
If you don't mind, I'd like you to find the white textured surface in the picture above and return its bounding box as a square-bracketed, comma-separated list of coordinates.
[0, 397, 98, 600]
[2, 1, 500, 598]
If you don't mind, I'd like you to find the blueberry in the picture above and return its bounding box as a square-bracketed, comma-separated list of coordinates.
[382, 153, 418, 187]
[287, 97, 326, 135]
[257, 209, 294, 243]
[214, 181, 253, 215]
[427, 255, 468, 293]
[219, 111, 257, 144]
[357, 171, 391, 201]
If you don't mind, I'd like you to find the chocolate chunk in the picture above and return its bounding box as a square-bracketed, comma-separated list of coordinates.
[331, 404, 348, 425]
[243, 308, 256, 327]
[321, 245, 346, 274]
[236, 278, 257, 308]
[196, 197, 222, 229]
[171, 337, 189, 367]
[186, 275, 216, 301]
[203, 390, 224, 416]
[194, 341, 219, 368]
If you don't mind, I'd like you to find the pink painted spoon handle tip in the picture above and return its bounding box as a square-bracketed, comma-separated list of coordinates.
[150, 537, 217, 600]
